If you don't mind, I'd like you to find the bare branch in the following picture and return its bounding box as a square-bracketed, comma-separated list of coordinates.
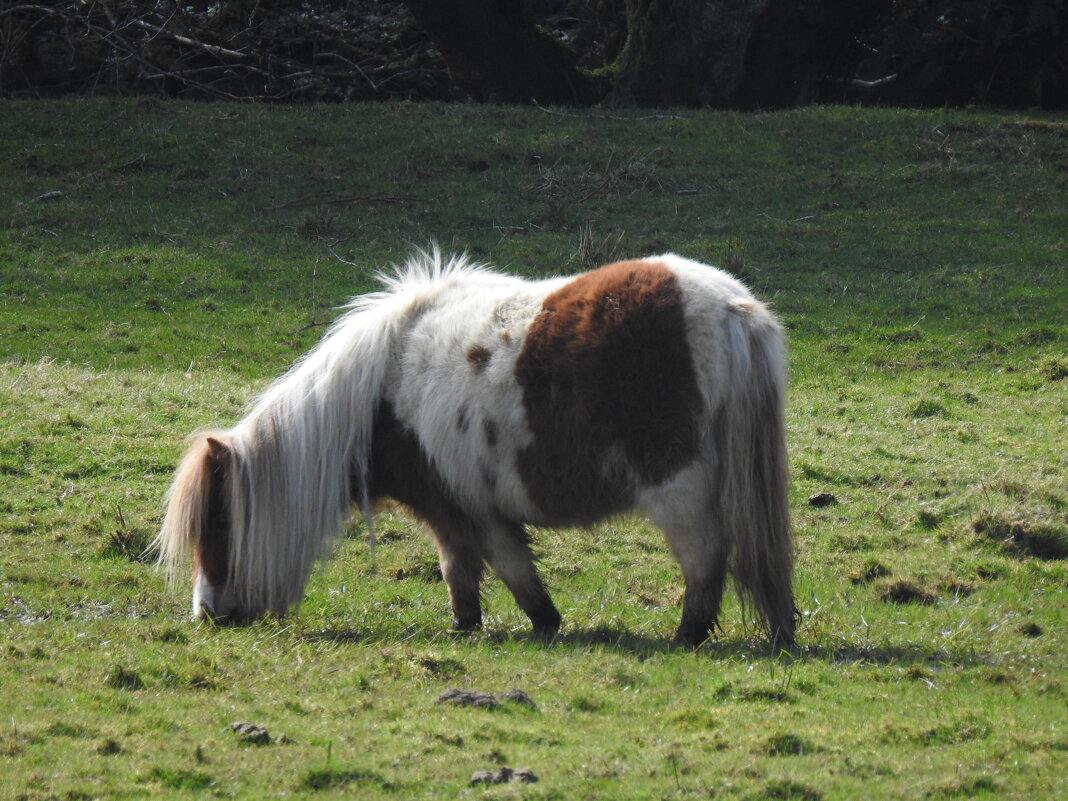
[130, 18, 249, 60]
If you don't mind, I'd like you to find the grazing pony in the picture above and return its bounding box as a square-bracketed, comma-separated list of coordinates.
[155, 250, 794, 647]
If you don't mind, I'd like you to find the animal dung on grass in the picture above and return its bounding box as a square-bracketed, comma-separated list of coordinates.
[880, 579, 938, 605]
[228, 721, 291, 745]
[436, 687, 537, 710]
[96, 739, 122, 756]
[156, 248, 795, 647]
[228, 722, 271, 745]
[496, 688, 537, 709]
[104, 665, 145, 691]
[808, 492, 838, 508]
[1018, 621, 1043, 637]
[971, 513, 1068, 560]
[761, 732, 820, 756]
[471, 767, 538, 785]
[437, 688, 499, 709]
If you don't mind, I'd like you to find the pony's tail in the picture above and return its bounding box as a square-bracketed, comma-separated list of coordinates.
[718, 301, 795, 648]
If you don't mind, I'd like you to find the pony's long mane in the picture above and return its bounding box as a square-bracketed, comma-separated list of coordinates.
[156, 247, 489, 613]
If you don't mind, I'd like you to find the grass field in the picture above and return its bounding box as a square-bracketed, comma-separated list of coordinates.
[1, 99, 1066, 800]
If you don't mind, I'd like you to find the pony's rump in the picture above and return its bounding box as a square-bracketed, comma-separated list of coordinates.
[156, 248, 794, 646]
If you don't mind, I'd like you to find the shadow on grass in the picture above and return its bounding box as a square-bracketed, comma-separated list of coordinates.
[550, 630, 989, 669]
[299, 621, 990, 668]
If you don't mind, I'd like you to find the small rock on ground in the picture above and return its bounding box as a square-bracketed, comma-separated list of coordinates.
[471, 767, 538, 785]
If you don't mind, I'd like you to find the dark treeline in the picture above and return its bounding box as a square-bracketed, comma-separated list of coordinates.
[2, 0, 1066, 108]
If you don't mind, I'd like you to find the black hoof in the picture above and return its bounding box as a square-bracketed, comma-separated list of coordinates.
[770, 630, 797, 653]
[530, 623, 560, 642]
[673, 622, 712, 649]
[451, 616, 482, 633]
[528, 603, 561, 638]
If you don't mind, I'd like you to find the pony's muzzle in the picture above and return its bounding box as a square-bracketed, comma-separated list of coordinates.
[192, 569, 238, 623]
[191, 569, 216, 620]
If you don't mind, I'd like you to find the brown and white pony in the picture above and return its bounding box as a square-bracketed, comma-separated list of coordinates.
[155, 249, 795, 647]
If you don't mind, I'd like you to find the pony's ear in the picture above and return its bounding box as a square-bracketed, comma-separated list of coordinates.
[205, 436, 230, 464]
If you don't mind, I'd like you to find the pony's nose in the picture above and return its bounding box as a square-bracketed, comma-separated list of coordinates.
[192, 570, 217, 621]
[191, 570, 244, 622]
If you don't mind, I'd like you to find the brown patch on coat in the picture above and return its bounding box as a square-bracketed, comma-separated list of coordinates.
[466, 345, 492, 372]
[514, 259, 702, 523]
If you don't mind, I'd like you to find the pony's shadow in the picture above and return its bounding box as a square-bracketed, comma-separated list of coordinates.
[544, 629, 991, 669]
[303, 624, 991, 669]
[300, 624, 670, 652]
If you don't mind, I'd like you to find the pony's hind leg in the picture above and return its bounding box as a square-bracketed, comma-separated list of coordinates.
[674, 548, 729, 647]
[483, 522, 561, 637]
[639, 465, 729, 647]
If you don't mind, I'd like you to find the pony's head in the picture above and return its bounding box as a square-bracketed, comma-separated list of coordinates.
[156, 258, 415, 623]
[156, 433, 248, 622]
[157, 410, 360, 622]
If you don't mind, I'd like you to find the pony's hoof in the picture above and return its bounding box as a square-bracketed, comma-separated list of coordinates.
[451, 617, 482, 633]
[770, 633, 797, 655]
[672, 624, 712, 649]
[528, 605, 561, 639]
[530, 624, 560, 643]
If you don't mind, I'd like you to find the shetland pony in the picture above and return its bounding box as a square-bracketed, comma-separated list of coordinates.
[155, 250, 794, 647]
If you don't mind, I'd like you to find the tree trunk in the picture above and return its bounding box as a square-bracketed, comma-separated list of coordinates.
[401, 0, 602, 105]
[736, 0, 893, 108]
[607, 0, 769, 107]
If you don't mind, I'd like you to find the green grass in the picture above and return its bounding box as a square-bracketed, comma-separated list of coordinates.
[1, 99, 1066, 800]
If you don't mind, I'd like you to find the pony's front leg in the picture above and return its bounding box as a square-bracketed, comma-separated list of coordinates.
[431, 529, 485, 631]
[484, 522, 561, 638]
